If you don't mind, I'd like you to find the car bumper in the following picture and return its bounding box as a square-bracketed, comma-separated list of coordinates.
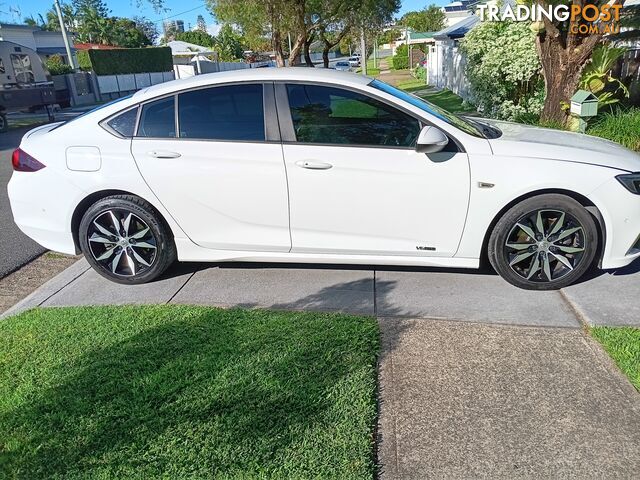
[7, 169, 84, 255]
[589, 177, 640, 269]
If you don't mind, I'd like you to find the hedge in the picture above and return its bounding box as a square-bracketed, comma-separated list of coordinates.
[88, 47, 173, 75]
[76, 50, 92, 71]
[392, 44, 409, 70]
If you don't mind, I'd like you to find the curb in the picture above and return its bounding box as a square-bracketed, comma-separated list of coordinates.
[1, 258, 90, 319]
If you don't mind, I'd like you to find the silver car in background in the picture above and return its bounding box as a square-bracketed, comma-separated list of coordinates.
[334, 61, 351, 71]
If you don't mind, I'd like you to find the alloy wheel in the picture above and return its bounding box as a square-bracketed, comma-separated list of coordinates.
[504, 209, 586, 283]
[87, 209, 157, 277]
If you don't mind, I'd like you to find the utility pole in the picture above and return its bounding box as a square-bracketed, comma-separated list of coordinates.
[373, 40, 377, 69]
[54, 0, 76, 70]
[360, 27, 367, 76]
[407, 29, 411, 69]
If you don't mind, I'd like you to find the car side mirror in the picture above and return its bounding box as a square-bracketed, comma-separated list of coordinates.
[415, 125, 449, 154]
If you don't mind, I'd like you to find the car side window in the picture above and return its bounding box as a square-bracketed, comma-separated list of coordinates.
[178, 84, 265, 141]
[137, 97, 176, 138]
[285, 84, 420, 147]
[106, 108, 137, 137]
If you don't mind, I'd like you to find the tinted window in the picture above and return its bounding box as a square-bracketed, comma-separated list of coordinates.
[178, 84, 264, 141]
[370, 79, 485, 138]
[137, 97, 175, 138]
[286, 84, 420, 147]
[106, 108, 137, 137]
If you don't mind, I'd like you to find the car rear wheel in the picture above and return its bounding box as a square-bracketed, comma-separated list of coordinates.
[488, 194, 598, 290]
[79, 195, 176, 284]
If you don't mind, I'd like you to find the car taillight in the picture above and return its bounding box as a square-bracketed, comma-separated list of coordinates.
[11, 148, 45, 172]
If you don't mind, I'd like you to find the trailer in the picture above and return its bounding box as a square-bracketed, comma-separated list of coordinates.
[0, 40, 56, 132]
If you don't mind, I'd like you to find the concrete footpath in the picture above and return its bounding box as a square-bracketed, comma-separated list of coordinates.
[2, 258, 640, 477]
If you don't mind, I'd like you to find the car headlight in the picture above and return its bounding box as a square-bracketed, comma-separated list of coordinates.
[616, 173, 640, 195]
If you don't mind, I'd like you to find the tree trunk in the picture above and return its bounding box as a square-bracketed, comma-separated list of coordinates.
[304, 34, 314, 67]
[322, 47, 330, 68]
[273, 30, 285, 67]
[535, 0, 605, 125]
[537, 34, 582, 125]
[288, 33, 305, 66]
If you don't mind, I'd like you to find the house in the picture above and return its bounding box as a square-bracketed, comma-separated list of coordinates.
[426, 15, 481, 100]
[442, 1, 475, 27]
[0, 23, 76, 66]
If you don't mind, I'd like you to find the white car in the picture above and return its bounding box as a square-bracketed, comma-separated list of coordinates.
[8, 69, 640, 289]
[348, 57, 360, 67]
[334, 61, 351, 72]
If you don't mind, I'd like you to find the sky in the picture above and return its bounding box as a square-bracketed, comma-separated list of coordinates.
[0, 0, 448, 32]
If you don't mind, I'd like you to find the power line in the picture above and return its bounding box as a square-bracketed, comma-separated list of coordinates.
[151, 4, 207, 24]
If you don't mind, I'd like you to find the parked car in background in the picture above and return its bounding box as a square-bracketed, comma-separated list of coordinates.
[0, 41, 56, 132]
[8, 68, 640, 290]
[334, 61, 351, 71]
[348, 56, 360, 67]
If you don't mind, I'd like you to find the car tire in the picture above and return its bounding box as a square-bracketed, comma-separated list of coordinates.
[488, 194, 598, 290]
[79, 195, 176, 285]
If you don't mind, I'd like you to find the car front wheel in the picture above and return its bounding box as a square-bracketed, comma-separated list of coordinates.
[79, 195, 176, 284]
[488, 194, 598, 290]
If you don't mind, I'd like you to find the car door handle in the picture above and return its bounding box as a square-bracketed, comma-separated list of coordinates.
[295, 160, 333, 170]
[148, 150, 181, 159]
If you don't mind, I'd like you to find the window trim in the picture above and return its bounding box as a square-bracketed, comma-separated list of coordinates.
[103, 81, 279, 144]
[274, 80, 465, 152]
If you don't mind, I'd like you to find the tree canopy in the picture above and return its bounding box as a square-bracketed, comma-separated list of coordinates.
[399, 5, 445, 32]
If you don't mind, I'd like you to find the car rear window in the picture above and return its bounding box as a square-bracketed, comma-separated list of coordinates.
[177, 84, 265, 141]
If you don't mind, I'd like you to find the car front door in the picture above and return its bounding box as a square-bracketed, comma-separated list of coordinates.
[131, 82, 290, 252]
[277, 82, 470, 257]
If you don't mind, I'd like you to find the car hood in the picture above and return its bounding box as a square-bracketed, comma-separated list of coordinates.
[479, 118, 640, 172]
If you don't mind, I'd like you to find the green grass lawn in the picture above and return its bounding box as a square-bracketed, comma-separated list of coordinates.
[356, 58, 381, 76]
[0, 306, 379, 479]
[590, 326, 640, 390]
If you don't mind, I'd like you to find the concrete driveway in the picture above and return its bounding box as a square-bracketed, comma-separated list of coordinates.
[6, 258, 639, 328]
[3, 259, 640, 477]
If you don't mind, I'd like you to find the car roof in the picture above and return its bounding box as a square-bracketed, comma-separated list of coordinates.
[134, 68, 372, 101]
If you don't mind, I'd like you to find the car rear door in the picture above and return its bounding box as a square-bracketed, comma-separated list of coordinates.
[276, 82, 470, 257]
[131, 82, 291, 252]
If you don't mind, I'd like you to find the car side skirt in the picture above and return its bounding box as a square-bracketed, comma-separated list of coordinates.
[173, 238, 480, 269]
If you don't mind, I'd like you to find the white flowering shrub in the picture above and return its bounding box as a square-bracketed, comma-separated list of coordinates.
[460, 20, 543, 121]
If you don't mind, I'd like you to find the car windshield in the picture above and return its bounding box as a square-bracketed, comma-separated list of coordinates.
[336, 62, 349, 66]
[369, 79, 496, 138]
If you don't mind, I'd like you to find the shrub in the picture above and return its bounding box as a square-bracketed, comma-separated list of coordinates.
[459, 20, 543, 121]
[392, 44, 409, 70]
[587, 108, 640, 151]
[44, 54, 72, 75]
[88, 47, 173, 75]
[76, 50, 92, 71]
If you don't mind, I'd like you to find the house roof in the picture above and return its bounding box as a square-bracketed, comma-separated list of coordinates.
[74, 43, 119, 50]
[37, 46, 75, 55]
[167, 40, 211, 54]
[410, 32, 436, 40]
[433, 15, 480, 40]
[0, 23, 39, 31]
